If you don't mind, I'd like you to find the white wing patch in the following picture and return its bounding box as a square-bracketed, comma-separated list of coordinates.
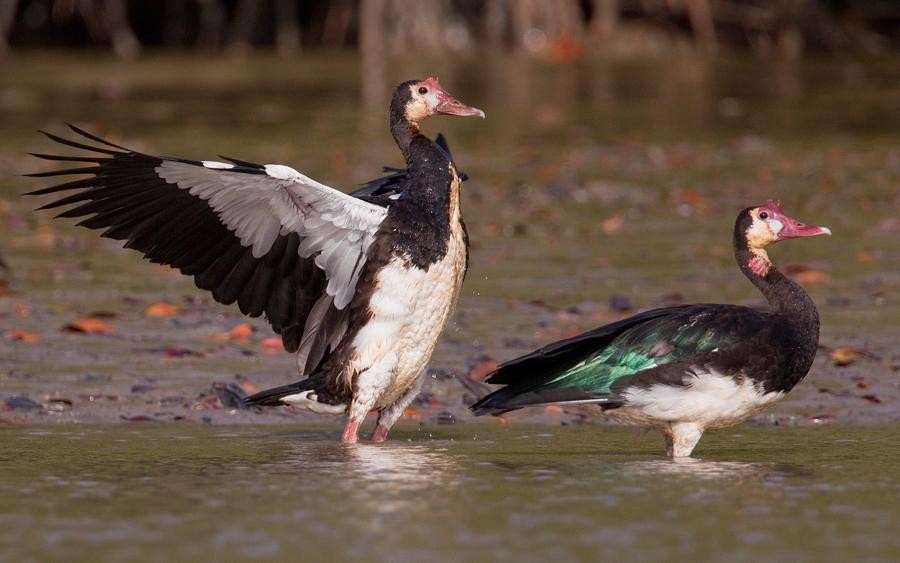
[201, 161, 235, 170]
[154, 160, 387, 309]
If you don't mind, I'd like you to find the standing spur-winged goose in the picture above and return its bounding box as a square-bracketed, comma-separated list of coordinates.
[28, 78, 484, 444]
[472, 201, 830, 458]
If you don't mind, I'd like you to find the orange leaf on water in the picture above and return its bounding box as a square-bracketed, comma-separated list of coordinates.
[259, 336, 284, 351]
[145, 302, 180, 317]
[600, 213, 625, 235]
[4, 329, 40, 342]
[228, 323, 255, 339]
[855, 249, 880, 263]
[62, 318, 113, 334]
[544, 405, 564, 414]
[467, 358, 499, 382]
[791, 270, 830, 285]
[830, 346, 875, 367]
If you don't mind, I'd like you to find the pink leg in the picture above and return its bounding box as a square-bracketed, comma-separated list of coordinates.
[370, 424, 390, 443]
[341, 418, 361, 444]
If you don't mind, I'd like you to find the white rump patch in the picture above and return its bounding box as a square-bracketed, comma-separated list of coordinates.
[201, 160, 234, 169]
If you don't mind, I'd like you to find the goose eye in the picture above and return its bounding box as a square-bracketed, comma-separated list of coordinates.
[759, 211, 769, 220]
[418, 87, 428, 95]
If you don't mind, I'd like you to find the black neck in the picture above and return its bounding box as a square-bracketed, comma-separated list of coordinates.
[733, 232, 820, 385]
[389, 102, 421, 163]
[382, 102, 458, 269]
[734, 242, 816, 319]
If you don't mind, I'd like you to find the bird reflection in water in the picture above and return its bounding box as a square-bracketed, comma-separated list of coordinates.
[622, 457, 812, 481]
[276, 437, 460, 529]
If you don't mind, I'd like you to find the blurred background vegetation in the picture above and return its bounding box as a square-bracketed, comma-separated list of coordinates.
[0, 0, 898, 60]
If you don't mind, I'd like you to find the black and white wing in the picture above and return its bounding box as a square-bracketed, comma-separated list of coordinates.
[27, 125, 387, 374]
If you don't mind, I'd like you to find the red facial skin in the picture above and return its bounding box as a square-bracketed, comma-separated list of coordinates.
[419, 77, 485, 118]
[746, 200, 831, 277]
[759, 199, 832, 241]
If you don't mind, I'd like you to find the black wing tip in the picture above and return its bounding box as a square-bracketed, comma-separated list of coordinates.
[65, 122, 131, 151]
[469, 389, 510, 416]
[34, 129, 121, 156]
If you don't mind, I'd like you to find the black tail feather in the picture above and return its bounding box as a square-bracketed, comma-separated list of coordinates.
[244, 379, 315, 407]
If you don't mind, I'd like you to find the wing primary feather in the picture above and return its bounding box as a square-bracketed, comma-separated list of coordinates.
[37, 130, 121, 155]
[25, 166, 104, 178]
[65, 123, 132, 151]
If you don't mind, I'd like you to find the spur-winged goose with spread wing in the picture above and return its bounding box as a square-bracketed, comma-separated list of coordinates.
[29, 78, 484, 444]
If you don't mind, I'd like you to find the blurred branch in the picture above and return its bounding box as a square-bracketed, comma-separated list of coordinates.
[0, 0, 15, 58]
[275, 0, 301, 55]
[321, 0, 352, 48]
[0, 0, 894, 58]
[227, 0, 262, 54]
[588, 0, 619, 44]
[196, 0, 227, 49]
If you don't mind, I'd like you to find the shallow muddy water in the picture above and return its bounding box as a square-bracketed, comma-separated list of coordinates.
[0, 54, 897, 426]
[1, 424, 899, 562]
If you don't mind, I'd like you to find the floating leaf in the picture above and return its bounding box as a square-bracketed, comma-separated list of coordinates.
[4, 329, 39, 342]
[226, 323, 255, 342]
[145, 302, 180, 317]
[62, 318, 114, 334]
[830, 346, 875, 367]
[600, 213, 625, 235]
[149, 346, 203, 358]
[467, 357, 499, 382]
[855, 249, 881, 263]
[120, 415, 157, 422]
[783, 263, 831, 286]
[259, 336, 284, 351]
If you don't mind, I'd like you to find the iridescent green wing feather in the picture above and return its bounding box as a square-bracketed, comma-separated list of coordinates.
[472, 304, 767, 414]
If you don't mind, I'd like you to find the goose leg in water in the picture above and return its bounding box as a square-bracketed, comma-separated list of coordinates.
[664, 422, 704, 458]
[370, 378, 423, 443]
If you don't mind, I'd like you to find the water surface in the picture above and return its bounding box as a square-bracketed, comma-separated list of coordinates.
[1, 424, 898, 562]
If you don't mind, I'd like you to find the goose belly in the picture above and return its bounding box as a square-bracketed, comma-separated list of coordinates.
[351, 230, 467, 408]
[600, 367, 784, 430]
